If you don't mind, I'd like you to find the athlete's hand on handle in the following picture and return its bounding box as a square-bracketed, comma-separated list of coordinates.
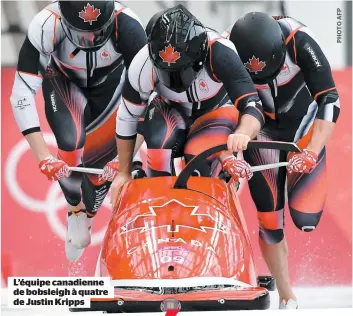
[222, 155, 253, 181]
[102, 157, 120, 182]
[110, 172, 131, 206]
[39, 155, 71, 181]
[287, 149, 318, 174]
[227, 133, 251, 152]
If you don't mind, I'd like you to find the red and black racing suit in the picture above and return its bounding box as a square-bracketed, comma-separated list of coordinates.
[115, 30, 265, 177]
[223, 16, 341, 243]
[10, 2, 147, 215]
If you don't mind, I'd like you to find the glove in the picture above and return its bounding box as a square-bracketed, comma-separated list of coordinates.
[222, 156, 253, 181]
[287, 149, 318, 174]
[102, 157, 119, 182]
[39, 155, 71, 181]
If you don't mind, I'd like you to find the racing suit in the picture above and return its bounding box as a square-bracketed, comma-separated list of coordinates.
[10, 1, 147, 216]
[223, 16, 340, 243]
[116, 30, 265, 177]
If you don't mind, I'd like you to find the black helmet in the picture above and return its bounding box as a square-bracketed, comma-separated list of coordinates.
[145, 11, 163, 38]
[148, 4, 208, 93]
[58, 1, 115, 51]
[229, 12, 286, 84]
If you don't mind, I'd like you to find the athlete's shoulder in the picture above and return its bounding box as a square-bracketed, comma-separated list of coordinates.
[274, 16, 306, 40]
[221, 25, 232, 39]
[115, 1, 143, 26]
[128, 44, 153, 93]
[114, 1, 147, 67]
[27, 2, 64, 54]
[208, 29, 237, 53]
[275, 16, 323, 61]
[206, 29, 242, 82]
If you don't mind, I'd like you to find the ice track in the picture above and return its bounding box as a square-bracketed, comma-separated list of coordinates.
[1, 286, 352, 315]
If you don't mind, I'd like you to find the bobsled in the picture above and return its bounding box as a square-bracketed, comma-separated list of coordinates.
[71, 141, 300, 313]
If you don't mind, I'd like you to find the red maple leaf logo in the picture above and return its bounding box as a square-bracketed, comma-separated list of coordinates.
[78, 3, 101, 25]
[244, 56, 266, 74]
[159, 44, 181, 66]
[199, 79, 209, 92]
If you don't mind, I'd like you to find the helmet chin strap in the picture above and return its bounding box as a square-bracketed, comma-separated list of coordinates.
[268, 78, 278, 99]
[273, 78, 278, 97]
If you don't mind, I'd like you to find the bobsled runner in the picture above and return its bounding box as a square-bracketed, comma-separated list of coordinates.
[70, 141, 300, 313]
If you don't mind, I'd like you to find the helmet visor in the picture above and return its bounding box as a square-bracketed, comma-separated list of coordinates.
[154, 66, 199, 93]
[61, 15, 114, 50]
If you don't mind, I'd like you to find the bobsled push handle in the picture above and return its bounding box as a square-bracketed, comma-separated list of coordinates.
[173, 141, 301, 189]
[68, 166, 103, 175]
[244, 140, 301, 152]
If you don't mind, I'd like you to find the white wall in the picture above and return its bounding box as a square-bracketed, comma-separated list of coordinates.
[284, 0, 346, 69]
[126, 0, 348, 70]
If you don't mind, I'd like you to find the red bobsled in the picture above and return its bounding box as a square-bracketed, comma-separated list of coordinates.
[71, 142, 300, 313]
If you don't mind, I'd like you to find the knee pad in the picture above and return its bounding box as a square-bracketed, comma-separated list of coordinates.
[58, 172, 83, 207]
[259, 227, 284, 244]
[289, 207, 323, 232]
[258, 209, 285, 244]
[58, 148, 84, 166]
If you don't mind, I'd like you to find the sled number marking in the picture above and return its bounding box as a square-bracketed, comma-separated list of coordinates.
[160, 256, 185, 264]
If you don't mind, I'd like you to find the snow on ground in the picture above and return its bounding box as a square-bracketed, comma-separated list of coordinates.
[1, 286, 352, 315]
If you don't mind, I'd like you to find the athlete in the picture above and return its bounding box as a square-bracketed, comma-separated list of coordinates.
[224, 12, 340, 309]
[101, 5, 266, 204]
[10, 1, 147, 262]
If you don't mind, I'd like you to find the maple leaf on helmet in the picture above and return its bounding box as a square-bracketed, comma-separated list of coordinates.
[244, 56, 266, 74]
[79, 3, 101, 25]
[159, 44, 181, 66]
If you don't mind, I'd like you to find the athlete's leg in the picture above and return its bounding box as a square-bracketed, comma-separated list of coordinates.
[81, 105, 118, 218]
[43, 63, 89, 261]
[80, 65, 146, 217]
[143, 98, 187, 177]
[243, 130, 296, 304]
[287, 128, 327, 232]
[184, 105, 239, 176]
[43, 63, 87, 212]
[81, 127, 146, 219]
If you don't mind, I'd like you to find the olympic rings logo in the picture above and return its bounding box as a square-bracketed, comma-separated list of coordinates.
[5, 133, 110, 246]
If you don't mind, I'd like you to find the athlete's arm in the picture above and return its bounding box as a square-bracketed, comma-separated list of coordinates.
[115, 71, 147, 173]
[294, 29, 340, 154]
[210, 40, 265, 140]
[10, 9, 57, 162]
[115, 10, 148, 173]
[10, 35, 51, 162]
[109, 63, 149, 204]
[116, 9, 148, 69]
